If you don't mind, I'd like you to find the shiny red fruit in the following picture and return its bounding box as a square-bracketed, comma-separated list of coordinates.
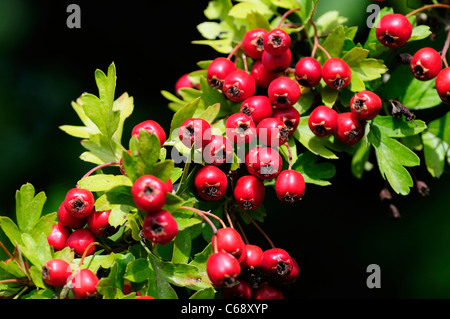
[245, 146, 282, 180]
[87, 210, 118, 237]
[142, 210, 178, 245]
[253, 282, 284, 299]
[256, 117, 289, 147]
[206, 251, 241, 288]
[131, 175, 167, 214]
[178, 118, 211, 149]
[335, 112, 365, 145]
[308, 105, 339, 137]
[295, 57, 322, 87]
[216, 227, 246, 259]
[131, 120, 166, 147]
[272, 106, 300, 135]
[225, 112, 257, 144]
[322, 58, 352, 90]
[63, 188, 95, 219]
[47, 223, 71, 251]
[242, 28, 268, 60]
[203, 134, 233, 166]
[260, 248, 293, 279]
[436, 67, 450, 104]
[261, 49, 291, 73]
[71, 268, 99, 299]
[250, 60, 280, 88]
[241, 244, 263, 269]
[194, 165, 228, 201]
[233, 175, 265, 211]
[223, 70, 256, 103]
[263, 29, 291, 56]
[410, 47, 442, 81]
[207, 57, 237, 90]
[65, 228, 96, 256]
[268, 76, 301, 109]
[275, 170, 305, 203]
[240, 95, 273, 126]
[42, 259, 72, 287]
[350, 90, 382, 121]
[376, 13, 412, 48]
[57, 202, 86, 229]
[222, 280, 252, 299]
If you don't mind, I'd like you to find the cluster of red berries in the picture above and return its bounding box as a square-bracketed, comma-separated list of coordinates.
[206, 227, 298, 299]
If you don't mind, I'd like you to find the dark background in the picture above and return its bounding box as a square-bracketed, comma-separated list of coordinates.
[1, 0, 450, 298]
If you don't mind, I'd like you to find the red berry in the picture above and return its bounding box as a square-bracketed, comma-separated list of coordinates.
[240, 95, 273, 126]
[63, 188, 95, 219]
[223, 69, 256, 103]
[245, 146, 283, 180]
[275, 170, 305, 203]
[71, 268, 99, 299]
[263, 29, 291, 56]
[215, 227, 245, 259]
[165, 179, 173, 193]
[250, 60, 280, 88]
[253, 282, 284, 299]
[322, 58, 352, 90]
[436, 67, 450, 104]
[47, 223, 71, 251]
[308, 105, 339, 137]
[241, 244, 263, 269]
[42, 259, 72, 287]
[207, 57, 237, 90]
[410, 47, 442, 81]
[279, 257, 300, 284]
[175, 73, 198, 97]
[376, 13, 412, 48]
[222, 280, 252, 299]
[268, 76, 301, 109]
[65, 229, 96, 256]
[142, 210, 178, 245]
[131, 120, 166, 147]
[57, 202, 86, 229]
[87, 210, 118, 237]
[260, 248, 293, 279]
[261, 49, 291, 73]
[335, 112, 365, 145]
[256, 117, 289, 147]
[272, 106, 300, 136]
[350, 90, 382, 121]
[194, 165, 228, 201]
[136, 295, 155, 299]
[206, 251, 241, 288]
[294, 57, 322, 87]
[242, 28, 268, 60]
[178, 118, 211, 149]
[131, 175, 167, 214]
[203, 135, 233, 166]
[225, 112, 257, 145]
[233, 175, 265, 210]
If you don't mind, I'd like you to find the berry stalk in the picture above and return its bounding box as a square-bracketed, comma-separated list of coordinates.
[405, 4, 450, 18]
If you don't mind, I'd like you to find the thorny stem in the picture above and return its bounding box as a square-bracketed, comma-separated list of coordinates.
[405, 4, 450, 18]
[284, 142, 293, 170]
[442, 28, 450, 68]
[239, 209, 275, 249]
[277, 8, 301, 28]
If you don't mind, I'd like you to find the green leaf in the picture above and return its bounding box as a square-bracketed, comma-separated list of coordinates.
[97, 262, 124, 299]
[320, 25, 346, 59]
[428, 111, 450, 144]
[292, 151, 336, 186]
[172, 230, 192, 264]
[29, 213, 57, 241]
[228, 1, 273, 19]
[372, 116, 427, 138]
[320, 85, 339, 107]
[124, 258, 152, 283]
[408, 25, 432, 42]
[20, 233, 52, 269]
[189, 287, 216, 299]
[112, 92, 134, 144]
[351, 141, 372, 179]
[170, 97, 201, 138]
[422, 131, 449, 178]
[349, 58, 388, 83]
[246, 10, 271, 31]
[196, 103, 220, 124]
[402, 76, 442, 110]
[147, 254, 178, 299]
[192, 39, 233, 54]
[0, 217, 22, 246]
[15, 183, 47, 234]
[77, 174, 132, 192]
[297, 0, 319, 24]
[197, 21, 223, 40]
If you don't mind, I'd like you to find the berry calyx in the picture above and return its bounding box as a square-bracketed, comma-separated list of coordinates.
[256, 117, 289, 147]
[65, 228, 96, 256]
[242, 28, 268, 60]
[207, 57, 237, 90]
[263, 29, 291, 56]
[335, 112, 365, 145]
[47, 223, 71, 251]
[225, 112, 257, 145]
[294, 57, 322, 87]
[87, 210, 118, 237]
[260, 248, 293, 279]
[436, 67, 450, 104]
[178, 118, 211, 149]
[376, 13, 412, 48]
[275, 170, 305, 203]
[215, 227, 246, 259]
[131, 175, 167, 214]
[131, 120, 166, 147]
[245, 146, 283, 180]
[272, 107, 300, 136]
[203, 134, 233, 166]
[308, 105, 338, 137]
[350, 90, 382, 121]
[322, 57, 352, 90]
[142, 210, 178, 245]
[42, 259, 72, 287]
[240, 95, 273, 126]
[194, 165, 228, 201]
[223, 69, 256, 103]
[63, 188, 95, 219]
[206, 251, 241, 288]
[410, 47, 442, 81]
[233, 175, 266, 210]
[71, 268, 99, 299]
[268, 76, 301, 110]
[261, 49, 292, 73]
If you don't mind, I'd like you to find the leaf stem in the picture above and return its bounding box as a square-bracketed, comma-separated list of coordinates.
[227, 42, 243, 60]
[179, 206, 219, 235]
[277, 8, 301, 28]
[78, 161, 120, 186]
[405, 4, 450, 18]
[238, 209, 275, 249]
[442, 28, 450, 68]
[284, 141, 293, 170]
[310, 19, 331, 59]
